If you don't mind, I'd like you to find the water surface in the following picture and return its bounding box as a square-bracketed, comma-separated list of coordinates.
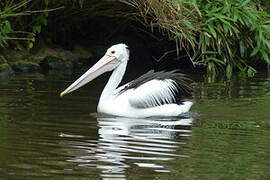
[0, 70, 269, 180]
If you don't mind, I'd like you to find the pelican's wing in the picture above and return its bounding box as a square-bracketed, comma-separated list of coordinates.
[118, 70, 192, 108]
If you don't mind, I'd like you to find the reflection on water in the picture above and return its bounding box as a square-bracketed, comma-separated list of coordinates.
[0, 71, 270, 179]
[65, 116, 193, 180]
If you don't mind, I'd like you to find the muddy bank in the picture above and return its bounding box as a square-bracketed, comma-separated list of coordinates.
[0, 43, 97, 77]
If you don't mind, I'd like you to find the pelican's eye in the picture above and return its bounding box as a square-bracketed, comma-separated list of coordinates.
[111, 50, 115, 54]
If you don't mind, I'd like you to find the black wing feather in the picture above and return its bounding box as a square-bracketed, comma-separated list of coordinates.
[119, 70, 192, 99]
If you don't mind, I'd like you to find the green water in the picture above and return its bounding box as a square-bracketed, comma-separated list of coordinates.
[0, 71, 269, 180]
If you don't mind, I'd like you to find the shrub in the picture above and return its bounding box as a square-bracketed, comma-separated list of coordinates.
[122, 0, 270, 77]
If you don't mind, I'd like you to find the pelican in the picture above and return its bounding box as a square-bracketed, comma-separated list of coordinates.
[60, 43, 193, 118]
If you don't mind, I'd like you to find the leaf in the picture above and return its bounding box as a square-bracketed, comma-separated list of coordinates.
[260, 50, 270, 63]
[206, 57, 225, 65]
[180, 19, 195, 30]
[1, 20, 12, 33]
[207, 62, 216, 75]
[241, 0, 252, 7]
[251, 47, 259, 57]
[207, 24, 217, 38]
[204, 51, 218, 55]
[239, 41, 245, 57]
[33, 25, 41, 33]
[226, 64, 233, 79]
[247, 66, 256, 77]
[4, 20, 12, 31]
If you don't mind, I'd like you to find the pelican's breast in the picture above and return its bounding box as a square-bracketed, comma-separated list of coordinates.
[97, 89, 133, 116]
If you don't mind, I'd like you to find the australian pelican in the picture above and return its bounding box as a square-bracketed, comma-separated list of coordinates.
[60, 44, 193, 118]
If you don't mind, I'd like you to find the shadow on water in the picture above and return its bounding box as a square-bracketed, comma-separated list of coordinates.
[62, 115, 193, 180]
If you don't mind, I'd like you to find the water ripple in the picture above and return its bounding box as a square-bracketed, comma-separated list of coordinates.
[64, 116, 193, 179]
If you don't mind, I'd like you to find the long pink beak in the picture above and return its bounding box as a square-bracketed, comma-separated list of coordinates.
[60, 55, 118, 97]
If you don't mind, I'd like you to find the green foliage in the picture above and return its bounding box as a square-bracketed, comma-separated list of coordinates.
[125, 0, 270, 78]
[0, 0, 64, 49]
[1, 0, 269, 78]
[196, 0, 270, 78]
[0, 20, 12, 47]
[0, 0, 35, 48]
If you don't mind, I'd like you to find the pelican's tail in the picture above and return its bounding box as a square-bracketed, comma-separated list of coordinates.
[181, 101, 193, 112]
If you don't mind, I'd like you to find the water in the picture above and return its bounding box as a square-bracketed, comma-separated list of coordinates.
[0, 70, 269, 180]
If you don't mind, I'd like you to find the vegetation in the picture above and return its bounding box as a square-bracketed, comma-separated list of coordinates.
[123, 0, 270, 77]
[0, 0, 63, 49]
[0, 0, 269, 77]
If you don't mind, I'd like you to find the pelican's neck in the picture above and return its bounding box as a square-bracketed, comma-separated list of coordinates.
[99, 60, 127, 103]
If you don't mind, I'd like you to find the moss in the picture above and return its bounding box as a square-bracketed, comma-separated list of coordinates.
[1, 49, 31, 62]
[39, 56, 73, 70]
[9, 61, 40, 73]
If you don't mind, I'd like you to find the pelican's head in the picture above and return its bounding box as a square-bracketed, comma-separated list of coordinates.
[60, 43, 129, 97]
[105, 43, 129, 63]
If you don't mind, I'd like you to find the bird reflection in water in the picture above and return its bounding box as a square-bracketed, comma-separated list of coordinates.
[65, 115, 193, 180]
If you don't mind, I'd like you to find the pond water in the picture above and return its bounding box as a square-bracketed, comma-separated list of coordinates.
[0, 69, 269, 180]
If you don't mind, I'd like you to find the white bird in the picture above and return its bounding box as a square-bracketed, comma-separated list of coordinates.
[60, 43, 193, 118]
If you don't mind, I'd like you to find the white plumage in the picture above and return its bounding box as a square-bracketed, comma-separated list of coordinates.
[127, 79, 178, 108]
[61, 44, 193, 118]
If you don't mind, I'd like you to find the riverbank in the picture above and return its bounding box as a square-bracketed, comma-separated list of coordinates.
[0, 0, 269, 78]
[0, 42, 99, 77]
